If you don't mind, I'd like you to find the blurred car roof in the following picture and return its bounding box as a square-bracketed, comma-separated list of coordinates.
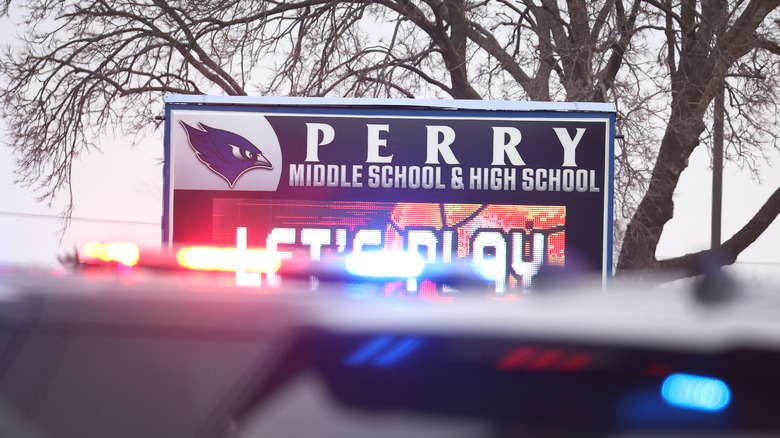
[0, 269, 779, 437]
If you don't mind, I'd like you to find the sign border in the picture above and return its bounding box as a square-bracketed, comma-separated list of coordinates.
[163, 96, 616, 282]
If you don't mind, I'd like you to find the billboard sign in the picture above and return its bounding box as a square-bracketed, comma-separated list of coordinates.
[163, 96, 615, 292]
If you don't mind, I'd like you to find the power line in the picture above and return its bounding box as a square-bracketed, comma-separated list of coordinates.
[0, 210, 158, 227]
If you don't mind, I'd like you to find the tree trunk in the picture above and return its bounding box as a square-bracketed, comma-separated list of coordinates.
[616, 108, 706, 272]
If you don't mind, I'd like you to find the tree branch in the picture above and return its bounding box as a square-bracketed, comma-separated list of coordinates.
[657, 184, 780, 277]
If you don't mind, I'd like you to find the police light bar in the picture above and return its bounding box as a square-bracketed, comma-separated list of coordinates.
[344, 251, 426, 279]
[80, 241, 140, 267]
[77, 240, 282, 274]
[76, 237, 489, 292]
[176, 246, 282, 273]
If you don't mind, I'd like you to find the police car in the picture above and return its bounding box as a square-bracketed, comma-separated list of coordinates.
[0, 247, 778, 438]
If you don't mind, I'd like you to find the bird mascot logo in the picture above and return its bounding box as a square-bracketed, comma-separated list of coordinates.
[180, 121, 274, 188]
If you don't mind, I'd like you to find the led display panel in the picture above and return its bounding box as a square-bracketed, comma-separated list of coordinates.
[163, 96, 615, 291]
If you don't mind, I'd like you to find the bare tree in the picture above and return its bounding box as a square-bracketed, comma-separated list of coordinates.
[1, 0, 779, 277]
[617, 0, 780, 277]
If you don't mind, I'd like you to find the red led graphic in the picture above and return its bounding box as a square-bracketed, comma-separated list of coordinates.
[386, 203, 565, 266]
[212, 199, 565, 291]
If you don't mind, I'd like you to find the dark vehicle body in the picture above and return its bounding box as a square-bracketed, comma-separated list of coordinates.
[0, 271, 779, 437]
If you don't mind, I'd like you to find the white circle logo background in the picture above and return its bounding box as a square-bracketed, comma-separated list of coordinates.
[170, 110, 283, 191]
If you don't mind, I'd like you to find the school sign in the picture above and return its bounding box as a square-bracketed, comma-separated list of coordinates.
[163, 96, 615, 291]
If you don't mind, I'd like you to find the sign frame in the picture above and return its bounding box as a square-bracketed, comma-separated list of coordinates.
[163, 95, 616, 286]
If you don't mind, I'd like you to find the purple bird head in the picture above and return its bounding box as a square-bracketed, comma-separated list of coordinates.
[181, 122, 273, 187]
